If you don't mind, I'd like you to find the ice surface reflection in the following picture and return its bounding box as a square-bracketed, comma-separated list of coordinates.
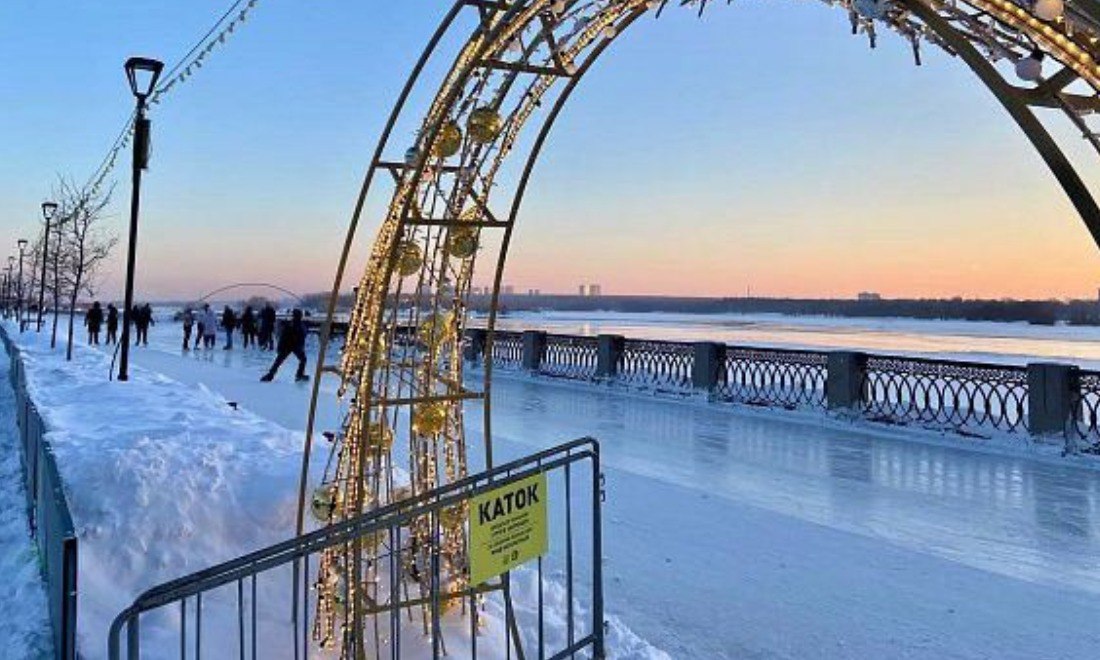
[486, 375, 1100, 595]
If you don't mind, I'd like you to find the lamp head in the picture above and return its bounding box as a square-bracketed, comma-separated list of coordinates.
[41, 201, 57, 222]
[17, 239, 27, 250]
[124, 56, 165, 100]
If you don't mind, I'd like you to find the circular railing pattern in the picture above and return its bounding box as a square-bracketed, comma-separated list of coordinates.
[540, 333, 599, 379]
[616, 339, 693, 391]
[861, 357, 1029, 433]
[717, 347, 827, 409]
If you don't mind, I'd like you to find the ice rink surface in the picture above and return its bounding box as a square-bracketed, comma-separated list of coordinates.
[122, 322, 1100, 659]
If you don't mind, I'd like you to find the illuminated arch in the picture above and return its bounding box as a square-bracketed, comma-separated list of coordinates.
[297, 0, 1100, 653]
[196, 282, 305, 304]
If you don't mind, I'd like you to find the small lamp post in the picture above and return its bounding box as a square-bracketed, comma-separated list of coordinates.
[36, 201, 58, 332]
[117, 56, 163, 382]
[4, 257, 14, 319]
[16, 239, 27, 331]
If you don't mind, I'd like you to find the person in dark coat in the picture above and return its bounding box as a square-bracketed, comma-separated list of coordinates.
[260, 308, 308, 382]
[240, 306, 256, 349]
[181, 308, 195, 351]
[259, 303, 277, 350]
[105, 304, 119, 345]
[133, 303, 153, 346]
[84, 301, 103, 345]
[222, 306, 238, 350]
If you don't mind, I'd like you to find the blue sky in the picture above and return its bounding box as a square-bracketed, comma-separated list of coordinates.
[2, 0, 1099, 300]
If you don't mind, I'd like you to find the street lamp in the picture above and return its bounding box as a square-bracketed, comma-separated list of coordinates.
[117, 56, 163, 382]
[50, 209, 69, 348]
[36, 201, 58, 332]
[4, 256, 14, 319]
[16, 239, 27, 331]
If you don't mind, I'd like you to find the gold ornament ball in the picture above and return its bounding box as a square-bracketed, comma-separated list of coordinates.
[310, 485, 338, 522]
[412, 402, 448, 436]
[396, 241, 423, 277]
[431, 120, 463, 158]
[441, 504, 467, 529]
[467, 107, 503, 144]
[446, 227, 479, 259]
[417, 312, 454, 347]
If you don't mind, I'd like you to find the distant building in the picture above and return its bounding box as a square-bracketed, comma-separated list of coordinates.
[589, 284, 602, 297]
[578, 284, 587, 297]
[502, 285, 515, 296]
[527, 289, 540, 296]
[857, 292, 881, 301]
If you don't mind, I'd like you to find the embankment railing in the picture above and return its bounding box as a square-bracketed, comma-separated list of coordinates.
[109, 438, 604, 660]
[1, 326, 78, 659]
[465, 328, 1099, 453]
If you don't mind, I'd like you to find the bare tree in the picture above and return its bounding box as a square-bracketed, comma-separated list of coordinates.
[54, 179, 117, 361]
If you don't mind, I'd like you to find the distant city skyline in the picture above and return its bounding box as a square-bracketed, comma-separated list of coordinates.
[4, 2, 1100, 301]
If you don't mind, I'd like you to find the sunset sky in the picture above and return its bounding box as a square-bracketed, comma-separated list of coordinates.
[3, 1, 1100, 301]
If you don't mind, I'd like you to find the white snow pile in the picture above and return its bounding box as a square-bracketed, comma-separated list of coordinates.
[3, 322, 665, 659]
[0, 342, 53, 658]
[4, 323, 312, 656]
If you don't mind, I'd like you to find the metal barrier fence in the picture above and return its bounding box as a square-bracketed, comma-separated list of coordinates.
[1, 326, 79, 659]
[466, 329, 1100, 453]
[108, 438, 604, 659]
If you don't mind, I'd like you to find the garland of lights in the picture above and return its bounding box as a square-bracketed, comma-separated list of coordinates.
[87, 0, 264, 198]
[300, 0, 1100, 655]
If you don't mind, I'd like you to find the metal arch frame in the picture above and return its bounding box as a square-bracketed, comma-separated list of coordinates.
[195, 282, 305, 305]
[296, 0, 1100, 653]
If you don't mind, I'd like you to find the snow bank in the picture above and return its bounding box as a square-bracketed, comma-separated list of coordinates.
[4, 322, 314, 656]
[0, 339, 53, 657]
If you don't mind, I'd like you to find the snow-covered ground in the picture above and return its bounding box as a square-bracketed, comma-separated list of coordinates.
[7, 315, 1100, 658]
[0, 339, 53, 657]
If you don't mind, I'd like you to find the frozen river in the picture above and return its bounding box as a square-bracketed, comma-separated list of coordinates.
[121, 320, 1100, 659]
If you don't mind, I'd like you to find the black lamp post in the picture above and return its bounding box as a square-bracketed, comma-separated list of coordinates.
[37, 201, 57, 332]
[117, 56, 163, 382]
[17, 239, 27, 331]
[4, 257, 14, 319]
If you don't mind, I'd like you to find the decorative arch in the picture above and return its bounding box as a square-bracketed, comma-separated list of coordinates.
[297, 0, 1100, 653]
[196, 282, 305, 304]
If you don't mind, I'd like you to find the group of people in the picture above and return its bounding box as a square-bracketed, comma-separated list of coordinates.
[83, 302, 153, 346]
[83, 300, 309, 383]
[179, 303, 279, 351]
[179, 302, 308, 382]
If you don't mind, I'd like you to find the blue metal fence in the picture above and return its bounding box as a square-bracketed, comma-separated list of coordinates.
[1, 327, 78, 659]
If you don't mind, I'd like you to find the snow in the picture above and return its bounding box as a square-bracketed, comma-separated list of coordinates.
[0, 340, 53, 657]
[7, 314, 1100, 658]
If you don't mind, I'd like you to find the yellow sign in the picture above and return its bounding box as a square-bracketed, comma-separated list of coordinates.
[468, 472, 548, 586]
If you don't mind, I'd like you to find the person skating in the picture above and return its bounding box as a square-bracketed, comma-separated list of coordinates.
[105, 304, 119, 345]
[240, 306, 256, 348]
[181, 307, 195, 351]
[201, 304, 218, 349]
[259, 303, 276, 350]
[260, 308, 309, 382]
[84, 301, 103, 345]
[222, 305, 238, 350]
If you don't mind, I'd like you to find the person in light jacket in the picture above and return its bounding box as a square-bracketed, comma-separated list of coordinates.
[201, 304, 218, 349]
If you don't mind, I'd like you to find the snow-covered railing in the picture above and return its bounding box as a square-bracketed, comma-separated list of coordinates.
[464, 329, 1100, 453]
[108, 438, 605, 659]
[0, 326, 78, 660]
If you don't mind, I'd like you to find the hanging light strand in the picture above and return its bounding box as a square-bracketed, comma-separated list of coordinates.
[84, 0, 265, 196]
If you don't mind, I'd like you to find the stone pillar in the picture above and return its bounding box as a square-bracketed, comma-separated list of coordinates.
[691, 342, 726, 392]
[827, 351, 867, 410]
[522, 330, 547, 371]
[1027, 362, 1079, 436]
[596, 334, 624, 379]
[464, 328, 487, 363]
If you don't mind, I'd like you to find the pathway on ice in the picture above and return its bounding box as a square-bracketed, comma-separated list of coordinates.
[128, 326, 1100, 659]
[0, 340, 54, 656]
